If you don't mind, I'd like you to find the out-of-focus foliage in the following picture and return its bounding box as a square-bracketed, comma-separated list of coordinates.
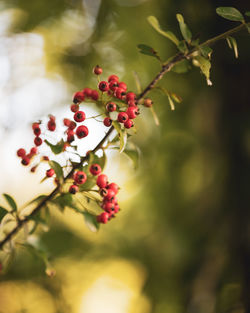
[0, 0, 250, 313]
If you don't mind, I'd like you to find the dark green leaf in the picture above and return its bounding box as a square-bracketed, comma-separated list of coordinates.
[45, 139, 64, 155]
[193, 56, 212, 86]
[177, 41, 188, 53]
[147, 16, 179, 46]
[3, 193, 17, 212]
[49, 160, 64, 182]
[137, 44, 161, 62]
[199, 45, 213, 59]
[79, 177, 96, 192]
[28, 195, 47, 206]
[172, 59, 191, 73]
[82, 212, 99, 232]
[176, 14, 192, 43]
[226, 36, 238, 58]
[112, 121, 127, 153]
[216, 7, 244, 22]
[0, 206, 8, 222]
[245, 11, 250, 17]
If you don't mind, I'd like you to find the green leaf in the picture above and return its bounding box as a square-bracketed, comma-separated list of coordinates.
[28, 195, 47, 206]
[137, 44, 161, 62]
[216, 7, 244, 22]
[49, 160, 64, 182]
[193, 56, 212, 86]
[79, 177, 96, 192]
[199, 45, 213, 59]
[87, 151, 107, 171]
[245, 11, 250, 17]
[0, 206, 8, 222]
[226, 36, 238, 58]
[170, 92, 182, 103]
[3, 194, 17, 212]
[167, 95, 175, 111]
[147, 15, 179, 46]
[123, 146, 140, 170]
[44, 139, 64, 155]
[52, 193, 74, 212]
[177, 40, 188, 53]
[172, 59, 191, 73]
[112, 121, 127, 153]
[82, 212, 99, 232]
[176, 14, 192, 43]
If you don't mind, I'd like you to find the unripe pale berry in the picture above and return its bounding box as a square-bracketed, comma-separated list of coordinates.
[106, 102, 117, 112]
[76, 125, 88, 139]
[34, 137, 43, 146]
[103, 117, 112, 127]
[46, 168, 55, 177]
[69, 184, 79, 194]
[98, 81, 109, 92]
[124, 119, 134, 129]
[73, 91, 85, 104]
[90, 164, 102, 176]
[71, 104, 79, 113]
[93, 65, 103, 75]
[144, 98, 153, 107]
[96, 174, 108, 188]
[74, 171, 87, 184]
[74, 111, 86, 123]
[17, 148, 26, 158]
[117, 112, 129, 123]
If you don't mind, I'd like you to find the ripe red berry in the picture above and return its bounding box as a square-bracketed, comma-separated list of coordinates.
[102, 201, 115, 213]
[76, 125, 88, 139]
[118, 82, 127, 91]
[144, 98, 153, 107]
[107, 182, 119, 195]
[66, 129, 75, 143]
[43, 156, 49, 161]
[126, 92, 136, 102]
[33, 125, 41, 136]
[126, 106, 139, 119]
[17, 148, 26, 158]
[103, 117, 112, 127]
[108, 75, 119, 82]
[98, 81, 109, 92]
[93, 65, 103, 75]
[68, 121, 76, 130]
[127, 100, 137, 107]
[69, 184, 79, 194]
[73, 91, 85, 104]
[114, 204, 120, 213]
[21, 156, 30, 166]
[32, 122, 40, 130]
[90, 164, 102, 176]
[124, 119, 134, 129]
[103, 188, 115, 201]
[71, 104, 79, 113]
[91, 89, 99, 101]
[74, 171, 87, 184]
[34, 136, 43, 146]
[46, 168, 55, 177]
[48, 120, 56, 131]
[97, 212, 109, 224]
[106, 102, 117, 112]
[63, 118, 71, 127]
[74, 111, 86, 123]
[117, 112, 128, 123]
[109, 80, 119, 91]
[30, 165, 37, 173]
[96, 174, 108, 188]
[82, 87, 92, 98]
[30, 147, 38, 155]
[114, 88, 126, 100]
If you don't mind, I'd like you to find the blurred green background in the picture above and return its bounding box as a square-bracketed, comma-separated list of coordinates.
[0, 0, 249, 312]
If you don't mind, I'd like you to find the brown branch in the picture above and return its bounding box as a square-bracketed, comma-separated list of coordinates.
[0, 21, 249, 249]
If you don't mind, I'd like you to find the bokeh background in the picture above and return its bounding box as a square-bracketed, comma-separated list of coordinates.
[0, 0, 249, 312]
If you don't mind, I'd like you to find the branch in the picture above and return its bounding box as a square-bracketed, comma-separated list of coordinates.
[0, 21, 249, 249]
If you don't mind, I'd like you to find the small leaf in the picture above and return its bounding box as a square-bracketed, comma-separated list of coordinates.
[194, 56, 212, 86]
[112, 121, 127, 153]
[3, 194, 17, 212]
[172, 59, 191, 73]
[150, 106, 160, 126]
[147, 16, 179, 46]
[177, 40, 188, 53]
[167, 95, 175, 111]
[123, 146, 140, 170]
[176, 14, 192, 43]
[49, 160, 64, 182]
[28, 195, 47, 206]
[52, 193, 74, 212]
[170, 92, 182, 103]
[137, 44, 161, 62]
[44, 139, 64, 155]
[199, 45, 213, 59]
[79, 177, 96, 192]
[0, 206, 8, 222]
[82, 212, 99, 232]
[216, 7, 244, 22]
[245, 11, 250, 17]
[226, 36, 238, 58]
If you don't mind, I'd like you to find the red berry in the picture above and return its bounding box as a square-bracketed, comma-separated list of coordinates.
[30, 147, 38, 156]
[33, 125, 41, 136]
[124, 119, 134, 129]
[73, 91, 85, 104]
[74, 111, 86, 123]
[103, 117, 112, 127]
[91, 89, 99, 101]
[126, 106, 139, 119]
[30, 165, 37, 173]
[118, 82, 127, 91]
[126, 92, 136, 102]
[103, 188, 115, 201]
[43, 156, 49, 161]
[49, 115, 55, 121]
[32, 122, 40, 130]
[108, 75, 119, 82]
[17, 148, 26, 158]
[117, 112, 128, 123]
[34, 137, 43, 146]
[102, 201, 115, 213]
[127, 100, 137, 107]
[114, 88, 126, 100]
[93, 65, 103, 75]
[144, 98, 153, 107]
[71, 104, 79, 113]
[97, 212, 109, 224]
[114, 204, 120, 213]
[97, 174, 108, 188]
[46, 168, 55, 177]
[82, 87, 92, 98]
[68, 121, 76, 130]
[106, 102, 117, 112]
[74, 171, 87, 184]
[48, 120, 56, 131]
[76, 125, 88, 139]
[66, 129, 75, 143]
[90, 164, 102, 176]
[107, 182, 119, 194]
[21, 156, 30, 166]
[98, 81, 109, 92]
[109, 80, 119, 91]
[69, 184, 79, 194]
[63, 118, 71, 127]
